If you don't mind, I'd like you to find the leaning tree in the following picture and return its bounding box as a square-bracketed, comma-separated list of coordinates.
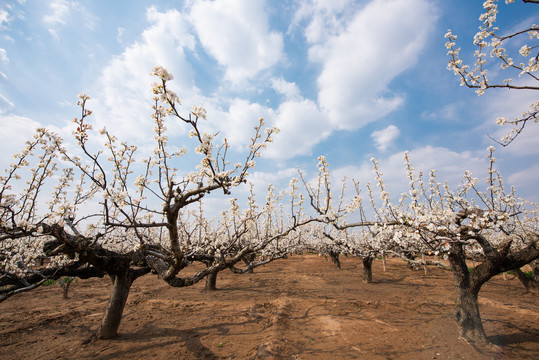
[445, 0, 539, 294]
[302, 149, 539, 345]
[368, 150, 538, 345]
[0, 66, 282, 339]
[389, 149, 539, 345]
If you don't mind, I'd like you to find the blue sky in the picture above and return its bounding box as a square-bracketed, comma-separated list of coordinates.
[1, 0, 538, 209]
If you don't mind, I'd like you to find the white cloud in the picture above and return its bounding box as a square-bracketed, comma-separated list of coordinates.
[508, 163, 539, 189]
[219, 98, 272, 149]
[266, 99, 330, 159]
[81, 0, 436, 166]
[0, 48, 8, 63]
[0, 93, 14, 111]
[214, 96, 329, 160]
[0, 115, 40, 169]
[246, 167, 298, 198]
[202, 0, 436, 161]
[191, 0, 284, 84]
[371, 125, 400, 152]
[381, 147, 488, 201]
[43, 0, 98, 38]
[89, 7, 199, 142]
[291, 0, 354, 43]
[271, 77, 300, 100]
[420, 103, 460, 121]
[116, 27, 125, 44]
[250, 168, 298, 186]
[43, 0, 70, 27]
[311, 0, 436, 130]
[0, 9, 10, 29]
[331, 146, 487, 200]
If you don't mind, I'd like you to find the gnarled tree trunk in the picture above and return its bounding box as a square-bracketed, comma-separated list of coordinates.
[453, 287, 487, 343]
[205, 271, 217, 291]
[242, 253, 256, 273]
[448, 244, 488, 344]
[448, 240, 539, 345]
[362, 257, 373, 283]
[514, 268, 533, 292]
[96, 270, 134, 339]
[329, 251, 341, 269]
[58, 277, 75, 299]
[515, 264, 539, 292]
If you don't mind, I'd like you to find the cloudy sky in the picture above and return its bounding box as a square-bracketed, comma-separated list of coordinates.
[0, 0, 538, 207]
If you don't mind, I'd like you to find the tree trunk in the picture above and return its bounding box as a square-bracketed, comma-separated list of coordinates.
[405, 252, 415, 270]
[515, 268, 530, 291]
[243, 253, 256, 273]
[96, 271, 133, 339]
[515, 268, 537, 292]
[532, 260, 539, 283]
[453, 287, 487, 344]
[362, 257, 373, 283]
[205, 271, 217, 291]
[448, 244, 488, 344]
[58, 277, 75, 299]
[329, 251, 341, 269]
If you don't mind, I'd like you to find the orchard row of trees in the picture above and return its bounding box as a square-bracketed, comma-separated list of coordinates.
[0, 67, 318, 339]
[1, 0, 538, 348]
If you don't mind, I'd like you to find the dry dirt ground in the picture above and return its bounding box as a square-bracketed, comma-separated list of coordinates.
[0, 255, 538, 359]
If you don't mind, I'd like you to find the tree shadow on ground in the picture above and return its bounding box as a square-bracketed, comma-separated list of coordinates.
[489, 331, 539, 346]
[90, 317, 260, 360]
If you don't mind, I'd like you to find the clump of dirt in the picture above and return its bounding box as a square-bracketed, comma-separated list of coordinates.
[0, 255, 537, 359]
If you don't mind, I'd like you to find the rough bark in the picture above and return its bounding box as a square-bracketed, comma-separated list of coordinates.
[453, 287, 487, 344]
[0, 264, 106, 303]
[514, 267, 538, 292]
[444, 228, 539, 345]
[329, 251, 341, 269]
[362, 257, 373, 283]
[205, 271, 217, 291]
[448, 244, 488, 344]
[95, 270, 134, 339]
[242, 253, 256, 273]
[58, 277, 75, 299]
[404, 252, 416, 270]
[532, 260, 539, 283]
[0, 263, 104, 288]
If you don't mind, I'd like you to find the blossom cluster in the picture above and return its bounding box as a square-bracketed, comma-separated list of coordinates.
[445, 0, 538, 145]
[0, 66, 286, 287]
[299, 146, 538, 267]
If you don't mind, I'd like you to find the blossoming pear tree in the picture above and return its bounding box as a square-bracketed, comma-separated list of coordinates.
[178, 181, 316, 291]
[445, 0, 538, 145]
[302, 150, 539, 345]
[299, 156, 396, 282]
[0, 66, 282, 339]
[393, 149, 539, 344]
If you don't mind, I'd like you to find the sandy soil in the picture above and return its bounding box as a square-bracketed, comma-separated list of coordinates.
[0, 255, 537, 359]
